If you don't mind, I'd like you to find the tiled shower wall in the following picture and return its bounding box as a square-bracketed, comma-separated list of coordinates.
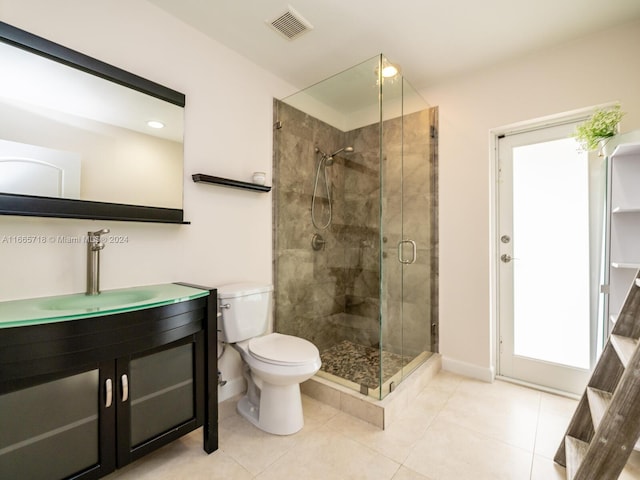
[273, 101, 349, 352]
[273, 100, 438, 357]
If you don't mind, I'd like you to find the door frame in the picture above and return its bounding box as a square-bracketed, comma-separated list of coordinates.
[489, 105, 609, 395]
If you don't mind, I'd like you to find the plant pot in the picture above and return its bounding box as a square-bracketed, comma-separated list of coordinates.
[598, 136, 619, 158]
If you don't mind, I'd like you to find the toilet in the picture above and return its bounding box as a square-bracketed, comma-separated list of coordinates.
[218, 283, 321, 435]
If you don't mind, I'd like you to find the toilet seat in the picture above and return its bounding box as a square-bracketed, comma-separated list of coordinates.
[248, 333, 319, 366]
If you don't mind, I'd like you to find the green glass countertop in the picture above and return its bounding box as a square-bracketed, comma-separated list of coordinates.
[0, 283, 210, 329]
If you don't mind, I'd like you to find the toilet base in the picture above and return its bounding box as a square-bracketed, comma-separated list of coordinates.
[236, 382, 304, 435]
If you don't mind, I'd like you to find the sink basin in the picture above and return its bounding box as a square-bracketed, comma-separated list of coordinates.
[0, 283, 210, 329]
[38, 290, 158, 311]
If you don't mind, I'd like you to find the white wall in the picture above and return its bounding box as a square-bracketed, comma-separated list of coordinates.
[3, 1, 640, 394]
[422, 19, 640, 380]
[0, 0, 295, 399]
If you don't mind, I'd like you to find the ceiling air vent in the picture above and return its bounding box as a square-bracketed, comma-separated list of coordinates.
[267, 6, 313, 40]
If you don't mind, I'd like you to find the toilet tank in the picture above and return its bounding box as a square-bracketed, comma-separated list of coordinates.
[217, 283, 273, 343]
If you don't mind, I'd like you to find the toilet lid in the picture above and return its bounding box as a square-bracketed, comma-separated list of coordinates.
[248, 333, 319, 366]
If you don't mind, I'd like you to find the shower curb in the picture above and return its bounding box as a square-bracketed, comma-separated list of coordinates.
[301, 353, 441, 429]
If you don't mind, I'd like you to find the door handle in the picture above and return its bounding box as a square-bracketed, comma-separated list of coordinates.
[121, 374, 129, 402]
[398, 240, 417, 264]
[105, 378, 113, 408]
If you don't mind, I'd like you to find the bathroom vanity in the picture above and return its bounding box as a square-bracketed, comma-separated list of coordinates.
[0, 283, 218, 480]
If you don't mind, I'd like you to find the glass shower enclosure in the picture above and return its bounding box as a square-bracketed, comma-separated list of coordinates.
[273, 54, 438, 400]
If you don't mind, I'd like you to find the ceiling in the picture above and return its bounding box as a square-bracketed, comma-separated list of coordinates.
[147, 0, 640, 93]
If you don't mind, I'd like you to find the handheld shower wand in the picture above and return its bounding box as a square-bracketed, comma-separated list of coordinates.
[311, 146, 354, 229]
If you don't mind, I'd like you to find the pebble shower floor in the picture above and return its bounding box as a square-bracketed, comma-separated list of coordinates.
[319, 340, 410, 389]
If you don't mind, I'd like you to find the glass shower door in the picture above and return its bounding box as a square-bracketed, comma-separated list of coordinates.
[399, 77, 436, 380]
[379, 59, 435, 398]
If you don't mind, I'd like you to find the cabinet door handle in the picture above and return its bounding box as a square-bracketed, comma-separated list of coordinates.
[105, 378, 113, 408]
[121, 374, 129, 402]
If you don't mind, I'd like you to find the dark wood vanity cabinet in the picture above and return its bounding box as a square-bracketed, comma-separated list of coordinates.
[0, 288, 218, 480]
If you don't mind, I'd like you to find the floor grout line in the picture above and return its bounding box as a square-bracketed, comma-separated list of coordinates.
[529, 393, 543, 479]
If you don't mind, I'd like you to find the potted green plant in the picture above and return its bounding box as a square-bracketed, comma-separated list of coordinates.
[574, 103, 625, 153]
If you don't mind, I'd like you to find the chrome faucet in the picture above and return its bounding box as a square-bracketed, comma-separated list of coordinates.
[86, 228, 109, 295]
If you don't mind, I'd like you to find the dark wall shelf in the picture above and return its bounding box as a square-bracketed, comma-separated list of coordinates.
[0, 193, 188, 224]
[192, 174, 271, 192]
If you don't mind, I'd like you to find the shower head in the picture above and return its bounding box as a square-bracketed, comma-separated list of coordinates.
[315, 145, 354, 166]
[325, 146, 354, 165]
[330, 146, 354, 157]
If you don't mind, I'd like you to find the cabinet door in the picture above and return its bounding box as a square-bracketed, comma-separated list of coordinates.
[0, 363, 115, 480]
[117, 334, 202, 466]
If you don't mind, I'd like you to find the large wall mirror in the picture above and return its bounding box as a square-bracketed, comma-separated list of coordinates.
[0, 21, 186, 223]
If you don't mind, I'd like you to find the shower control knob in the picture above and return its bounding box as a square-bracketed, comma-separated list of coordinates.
[500, 254, 513, 263]
[220, 303, 231, 309]
[311, 233, 326, 251]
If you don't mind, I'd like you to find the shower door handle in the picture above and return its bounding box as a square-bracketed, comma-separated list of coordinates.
[398, 240, 417, 265]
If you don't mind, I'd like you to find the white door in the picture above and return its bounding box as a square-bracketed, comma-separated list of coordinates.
[497, 121, 602, 395]
[0, 139, 81, 198]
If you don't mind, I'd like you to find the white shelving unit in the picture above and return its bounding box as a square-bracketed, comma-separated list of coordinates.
[605, 136, 640, 335]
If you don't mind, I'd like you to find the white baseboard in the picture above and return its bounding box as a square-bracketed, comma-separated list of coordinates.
[220, 358, 494, 401]
[442, 356, 495, 383]
[496, 375, 580, 400]
[217, 376, 246, 402]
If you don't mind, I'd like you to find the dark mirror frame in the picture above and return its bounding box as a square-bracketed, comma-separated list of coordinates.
[0, 21, 188, 224]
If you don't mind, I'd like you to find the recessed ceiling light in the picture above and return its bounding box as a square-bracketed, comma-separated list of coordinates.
[381, 64, 399, 78]
[375, 59, 401, 83]
[147, 120, 165, 129]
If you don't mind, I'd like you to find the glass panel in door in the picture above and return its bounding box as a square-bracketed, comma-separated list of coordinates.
[399, 77, 435, 379]
[0, 370, 100, 480]
[497, 121, 604, 394]
[128, 342, 194, 447]
[379, 56, 434, 399]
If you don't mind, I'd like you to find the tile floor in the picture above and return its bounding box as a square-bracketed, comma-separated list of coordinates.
[105, 371, 640, 480]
